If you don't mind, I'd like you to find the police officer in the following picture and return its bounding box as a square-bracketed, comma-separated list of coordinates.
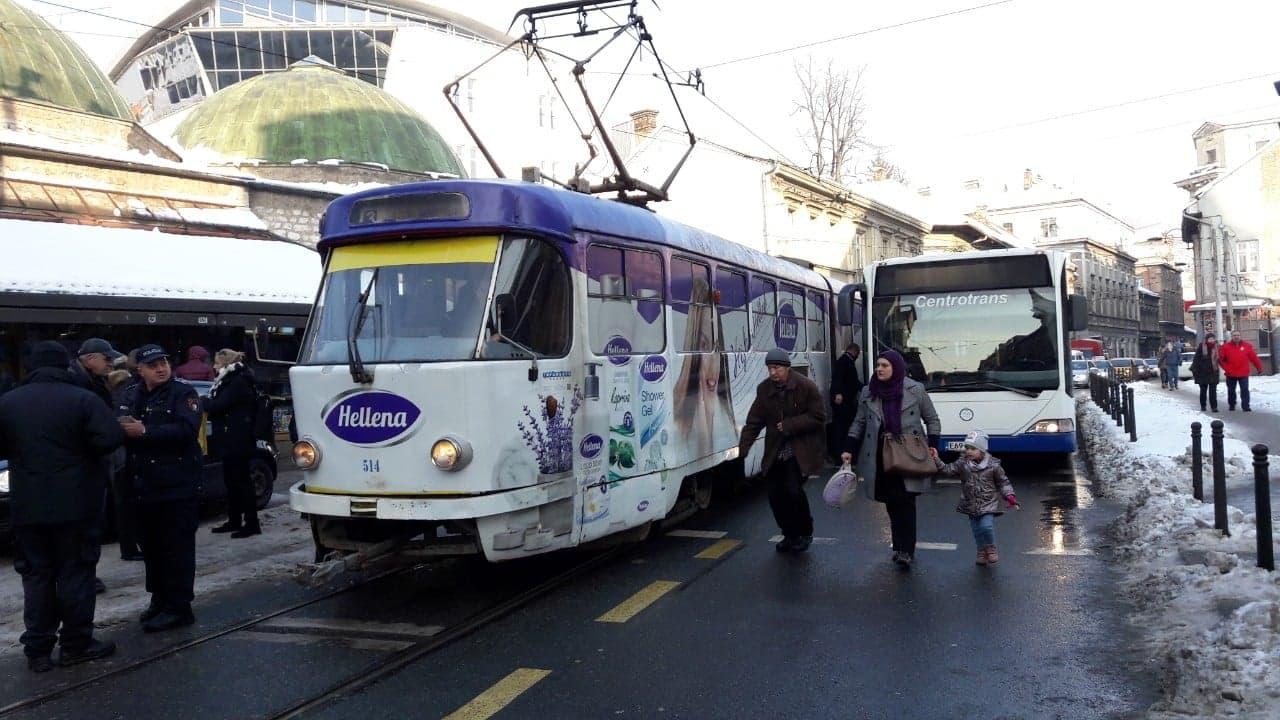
[0, 341, 124, 671]
[119, 345, 202, 632]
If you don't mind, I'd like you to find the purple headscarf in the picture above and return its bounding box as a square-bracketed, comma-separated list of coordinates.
[868, 349, 907, 436]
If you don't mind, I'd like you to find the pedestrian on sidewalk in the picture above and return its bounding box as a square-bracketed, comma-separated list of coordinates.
[173, 345, 215, 381]
[0, 341, 124, 672]
[933, 430, 1019, 565]
[1218, 330, 1263, 412]
[1160, 341, 1182, 390]
[106, 369, 144, 560]
[74, 339, 126, 593]
[738, 348, 826, 553]
[120, 345, 203, 633]
[841, 349, 941, 568]
[205, 349, 262, 538]
[1157, 352, 1168, 389]
[828, 342, 863, 463]
[1190, 334, 1221, 413]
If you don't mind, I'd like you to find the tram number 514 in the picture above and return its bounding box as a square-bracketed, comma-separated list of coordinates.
[362, 459, 381, 473]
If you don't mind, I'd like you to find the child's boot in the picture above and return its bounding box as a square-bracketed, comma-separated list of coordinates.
[975, 547, 988, 565]
[985, 545, 1000, 564]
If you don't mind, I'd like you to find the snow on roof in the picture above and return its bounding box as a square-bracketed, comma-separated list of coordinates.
[1138, 287, 1159, 297]
[0, 219, 321, 304]
[1188, 298, 1269, 311]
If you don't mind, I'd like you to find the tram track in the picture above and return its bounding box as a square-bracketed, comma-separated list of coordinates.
[265, 544, 630, 720]
[0, 563, 417, 718]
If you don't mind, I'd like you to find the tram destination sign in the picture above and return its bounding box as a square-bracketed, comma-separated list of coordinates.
[349, 192, 470, 226]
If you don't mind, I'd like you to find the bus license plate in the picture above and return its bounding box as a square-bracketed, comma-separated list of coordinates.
[945, 441, 966, 451]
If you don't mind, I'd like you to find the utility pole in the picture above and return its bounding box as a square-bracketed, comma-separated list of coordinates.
[1213, 223, 1226, 337]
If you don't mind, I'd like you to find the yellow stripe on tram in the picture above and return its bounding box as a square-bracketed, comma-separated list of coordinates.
[443, 668, 552, 720]
[328, 235, 499, 272]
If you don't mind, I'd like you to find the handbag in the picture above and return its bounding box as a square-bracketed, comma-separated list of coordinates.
[881, 433, 936, 477]
[822, 463, 859, 508]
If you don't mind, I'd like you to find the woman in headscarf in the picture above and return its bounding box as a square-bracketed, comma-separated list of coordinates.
[841, 349, 941, 567]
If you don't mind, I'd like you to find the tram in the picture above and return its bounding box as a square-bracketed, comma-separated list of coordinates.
[855, 249, 1087, 454]
[287, 179, 850, 562]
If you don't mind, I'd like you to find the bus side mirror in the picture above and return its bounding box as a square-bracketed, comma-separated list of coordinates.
[836, 284, 864, 326]
[251, 319, 295, 366]
[1068, 294, 1088, 331]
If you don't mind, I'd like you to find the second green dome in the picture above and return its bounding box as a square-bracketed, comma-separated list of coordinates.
[174, 61, 463, 176]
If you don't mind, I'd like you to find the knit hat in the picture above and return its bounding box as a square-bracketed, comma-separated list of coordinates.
[963, 429, 990, 453]
[764, 348, 791, 367]
[31, 341, 71, 370]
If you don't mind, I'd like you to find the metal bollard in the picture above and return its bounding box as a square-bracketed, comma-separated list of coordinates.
[1212, 420, 1229, 536]
[1253, 444, 1273, 571]
[1115, 381, 1124, 427]
[1125, 386, 1137, 442]
[1191, 422, 1203, 501]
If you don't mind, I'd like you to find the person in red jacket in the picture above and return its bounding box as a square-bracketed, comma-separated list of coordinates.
[173, 346, 215, 381]
[1218, 330, 1263, 412]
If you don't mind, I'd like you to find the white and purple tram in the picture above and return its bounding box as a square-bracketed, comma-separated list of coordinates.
[287, 179, 854, 562]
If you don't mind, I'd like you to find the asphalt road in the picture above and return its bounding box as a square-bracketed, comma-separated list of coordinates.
[1, 455, 1158, 720]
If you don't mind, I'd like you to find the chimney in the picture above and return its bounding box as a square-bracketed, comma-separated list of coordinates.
[630, 109, 658, 137]
[1023, 168, 1034, 190]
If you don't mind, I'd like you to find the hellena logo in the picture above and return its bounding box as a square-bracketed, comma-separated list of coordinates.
[324, 391, 422, 446]
[605, 335, 632, 365]
[774, 304, 799, 351]
[580, 434, 604, 459]
[640, 355, 667, 382]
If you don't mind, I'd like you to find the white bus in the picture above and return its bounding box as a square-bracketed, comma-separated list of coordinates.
[840, 249, 1087, 454]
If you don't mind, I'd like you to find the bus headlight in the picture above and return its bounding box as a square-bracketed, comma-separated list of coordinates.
[431, 436, 472, 471]
[292, 439, 321, 470]
[1029, 419, 1075, 434]
[0, 467, 9, 493]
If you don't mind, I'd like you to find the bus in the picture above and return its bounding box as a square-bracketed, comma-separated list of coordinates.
[841, 249, 1087, 454]
[287, 179, 843, 562]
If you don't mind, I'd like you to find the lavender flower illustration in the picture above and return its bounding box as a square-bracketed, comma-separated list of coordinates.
[518, 386, 582, 475]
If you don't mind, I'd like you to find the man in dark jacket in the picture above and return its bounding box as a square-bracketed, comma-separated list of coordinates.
[72, 338, 131, 581]
[120, 344, 203, 632]
[829, 342, 862, 461]
[0, 342, 124, 672]
[738, 348, 826, 553]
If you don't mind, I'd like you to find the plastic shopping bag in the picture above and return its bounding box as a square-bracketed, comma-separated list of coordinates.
[822, 463, 859, 509]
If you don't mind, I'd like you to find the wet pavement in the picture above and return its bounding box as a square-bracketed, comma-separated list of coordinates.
[0, 456, 1158, 720]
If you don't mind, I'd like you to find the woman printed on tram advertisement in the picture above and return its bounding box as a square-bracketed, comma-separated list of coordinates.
[673, 275, 736, 462]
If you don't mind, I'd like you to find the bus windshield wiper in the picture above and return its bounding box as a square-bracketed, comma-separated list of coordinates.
[347, 268, 379, 384]
[929, 380, 1041, 398]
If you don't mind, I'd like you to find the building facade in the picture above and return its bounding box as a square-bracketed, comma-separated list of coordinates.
[1041, 239, 1140, 357]
[1138, 287, 1159, 357]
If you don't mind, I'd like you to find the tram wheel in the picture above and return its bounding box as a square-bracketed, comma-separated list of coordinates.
[693, 474, 713, 510]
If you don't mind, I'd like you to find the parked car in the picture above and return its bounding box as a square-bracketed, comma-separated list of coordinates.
[1089, 359, 1113, 378]
[1142, 358, 1160, 379]
[0, 382, 277, 548]
[1071, 360, 1091, 388]
[1109, 357, 1138, 382]
[1179, 352, 1195, 381]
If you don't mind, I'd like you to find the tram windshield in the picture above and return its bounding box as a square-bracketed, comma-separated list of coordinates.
[871, 286, 1061, 392]
[301, 236, 571, 364]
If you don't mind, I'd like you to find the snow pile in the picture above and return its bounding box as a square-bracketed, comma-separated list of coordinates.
[1079, 396, 1280, 717]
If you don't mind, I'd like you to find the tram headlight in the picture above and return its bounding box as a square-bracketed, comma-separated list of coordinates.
[431, 436, 472, 471]
[0, 466, 9, 494]
[1029, 419, 1075, 434]
[292, 439, 321, 470]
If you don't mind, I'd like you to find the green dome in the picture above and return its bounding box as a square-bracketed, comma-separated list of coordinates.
[173, 61, 463, 176]
[0, 0, 131, 120]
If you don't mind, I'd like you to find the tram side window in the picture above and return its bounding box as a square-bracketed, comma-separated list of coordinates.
[484, 238, 571, 358]
[671, 257, 714, 353]
[807, 290, 827, 352]
[777, 284, 806, 353]
[586, 245, 665, 357]
[716, 268, 750, 352]
[750, 276, 776, 351]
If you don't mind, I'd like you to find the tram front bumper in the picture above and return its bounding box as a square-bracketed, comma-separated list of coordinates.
[289, 477, 575, 521]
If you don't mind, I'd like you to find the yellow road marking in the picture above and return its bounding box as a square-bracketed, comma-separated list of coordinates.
[443, 668, 552, 720]
[695, 539, 742, 559]
[595, 581, 680, 623]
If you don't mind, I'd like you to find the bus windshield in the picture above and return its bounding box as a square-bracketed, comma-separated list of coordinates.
[872, 286, 1061, 392]
[300, 237, 571, 364]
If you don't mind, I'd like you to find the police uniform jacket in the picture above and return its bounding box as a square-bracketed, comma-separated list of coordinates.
[0, 367, 125, 526]
[122, 378, 202, 504]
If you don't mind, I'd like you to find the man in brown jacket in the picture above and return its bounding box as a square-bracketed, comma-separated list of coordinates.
[739, 348, 827, 552]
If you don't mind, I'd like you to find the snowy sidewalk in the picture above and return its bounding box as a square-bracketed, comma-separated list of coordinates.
[0, 481, 313, 658]
[1079, 394, 1280, 718]
[1148, 374, 1280, 457]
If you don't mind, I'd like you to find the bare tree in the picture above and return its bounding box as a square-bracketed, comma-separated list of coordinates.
[793, 58, 869, 184]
